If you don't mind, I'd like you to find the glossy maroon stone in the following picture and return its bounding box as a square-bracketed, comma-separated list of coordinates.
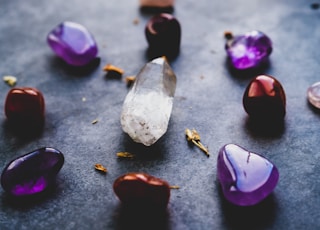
[1, 147, 64, 196]
[243, 75, 286, 121]
[5, 87, 45, 128]
[113, 172, 170, 208]
[145, 13, 181, 59]
[217, 144, 279, 206]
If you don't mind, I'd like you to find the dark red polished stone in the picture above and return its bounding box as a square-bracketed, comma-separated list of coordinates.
[5, 87, 45, 129]
[113, 172, 170, 208]
[243, 75, 286, 121]
[1, 147, 64, 196]
[145, 13, 181, 59]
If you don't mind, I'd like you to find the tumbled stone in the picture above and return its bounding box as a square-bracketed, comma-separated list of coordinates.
[5, 87, 45, 129]
[217, 144, 279, 206]
[113, 172, 170, 208]
[120, 57, 177, 146]
[1, 147, 64, 196]
[47, 21, 98, 66]
[145, 13, 181, 59]
[307, 82, 320, 109]
[243, 75, 286, 121]
[225, 30, 272, 70]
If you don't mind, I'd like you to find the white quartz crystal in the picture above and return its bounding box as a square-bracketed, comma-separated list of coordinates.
[120, 57, 177, 146]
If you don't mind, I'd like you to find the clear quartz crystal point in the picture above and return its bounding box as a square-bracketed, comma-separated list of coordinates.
[120, 57, 177, 146]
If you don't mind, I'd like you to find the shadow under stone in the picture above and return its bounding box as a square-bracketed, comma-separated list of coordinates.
[140, 6, 174, 14]
[114, 203, 170, 230]
[217, 184, 278, 230]
[49, 56, 100, 77]
[244, 117, 285, 138]
[2, 119, 44, 141]
[226, 58, 271, 80]
[120, 133, 168, 161]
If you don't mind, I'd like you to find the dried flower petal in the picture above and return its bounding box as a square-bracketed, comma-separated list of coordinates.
[169, 185, 180, 189]
[125, 76, 136, 86]
[103, 64, 124, 75]
[116, 152, 135, 158]
[185, 128, 209, 157]
[94, 164, 107, 173]
[3, 76, 17, 87]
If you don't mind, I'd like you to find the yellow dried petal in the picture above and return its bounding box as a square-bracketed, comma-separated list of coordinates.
[191, 129, 201, 141]
[169, 185, 180, 189]
[91, 119, 98, 124]
[185, 128, 210, 157]
[94, 164, 107, 173]
[117, 152, 135, 158]
[125, 76, 136, 86]
[3, 75, 17, 87]
[103, 64, 124, 75]
[185, 128, 193, 141]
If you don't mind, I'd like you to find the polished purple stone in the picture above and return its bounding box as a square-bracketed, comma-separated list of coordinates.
[217, 144, 279, 206]
[47, 21, 98, 66]
[225, 30, 272, 70]
[1, 147, 64, 196]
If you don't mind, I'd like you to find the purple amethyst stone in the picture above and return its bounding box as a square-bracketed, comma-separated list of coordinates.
[47, 21, 98, 66]
[225, 30, 272, 70]
[217, 144, 279, 206]
[1, 147, 64, 196]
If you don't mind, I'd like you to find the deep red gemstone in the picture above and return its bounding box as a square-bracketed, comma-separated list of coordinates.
[113, 172, 170, 208]
[5, 87, 45, 128]
[145, 13, 181, 59]
[243, 75, 286, 121]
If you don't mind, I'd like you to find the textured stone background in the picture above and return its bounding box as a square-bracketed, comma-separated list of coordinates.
[0, 0, 320, 229]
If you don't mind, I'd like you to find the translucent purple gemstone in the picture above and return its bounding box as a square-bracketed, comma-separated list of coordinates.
[217, 144, 279, 206]
[47, 21, 98, 66]
[225, 31, 272, 70]
[1, 147, 64, 196]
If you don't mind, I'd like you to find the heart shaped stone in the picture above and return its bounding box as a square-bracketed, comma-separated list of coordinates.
[217, 144, 279, 206]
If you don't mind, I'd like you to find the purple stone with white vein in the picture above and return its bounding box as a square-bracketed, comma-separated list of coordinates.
[217, 144, 279, 206]
[225, 30, 272, 70]
[1, 147, 64, 196]
[47, 21, 98, 66]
